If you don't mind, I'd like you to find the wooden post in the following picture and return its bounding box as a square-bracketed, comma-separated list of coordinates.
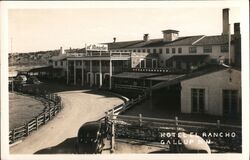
[111, 121, 115, 153]
[43, 113, 46, 124]
[139, 114, 142, 127]
[12, 129, 15, 142]
[49, 109, 51, 120]
[26, 124, 29, 136]
[175, 116, 178, 132]
[36, 117, 38, 130]
[110, 109, 115, 153]
[217, 120, 220, 130]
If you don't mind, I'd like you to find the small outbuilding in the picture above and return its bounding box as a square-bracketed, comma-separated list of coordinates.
[180, 67, 241, 116]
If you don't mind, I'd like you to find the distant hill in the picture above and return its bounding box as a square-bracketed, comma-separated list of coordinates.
[8, 48, 85, 66]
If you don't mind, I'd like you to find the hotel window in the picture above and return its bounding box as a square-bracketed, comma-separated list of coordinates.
[153, 49, 156, 54]
[133, 49, 136, 52]
[189, 47, 197, 53]
[166, 48, 170, 54]
[55, 61, 58, 66]
[178, 48, 182, 54]
[142, 49, 145, 53]
[203, 46, 212, 53]
[138, 49, 141, 52]
[159, 48, 162, 54]
[223, 90, 239, 115]
[147, 49, 151, 53]
[172, 48, 176, 54]
[124, 50, 127, 52]
[191, 88, 205, 113]
[61, 61, 63, 66]
[221, 45, 229, 52]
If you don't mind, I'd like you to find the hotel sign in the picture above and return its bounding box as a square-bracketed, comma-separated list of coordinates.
[86, 44, 108, 51]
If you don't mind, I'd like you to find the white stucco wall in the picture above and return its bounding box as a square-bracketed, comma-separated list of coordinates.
[181, 69, 241, 116]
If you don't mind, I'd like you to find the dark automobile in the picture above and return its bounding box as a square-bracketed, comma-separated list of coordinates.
[26, 76, 41, 84]
[76, 121, 104, 154]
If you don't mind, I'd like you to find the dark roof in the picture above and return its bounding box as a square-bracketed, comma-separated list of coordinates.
[113, 72, 162, 79]
[105, 40, 144, 50]
[151, 65, 228, 90]
[147, 74, 185, 81]
[166, 55, 209, 63]
[194, 35, 233, 46]
[28, 66, 62, 72]
[109, 36, 204, 49]
[104, 34, 234, 50]
[162, 29, 179, 33]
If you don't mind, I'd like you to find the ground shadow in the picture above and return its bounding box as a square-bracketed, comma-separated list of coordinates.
[34, 137, 77, 154]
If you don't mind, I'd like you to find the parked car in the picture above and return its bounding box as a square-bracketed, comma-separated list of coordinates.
[173, 132, 211, 153]
[76, 121, 105, 154]
[26, 76, 41, 84]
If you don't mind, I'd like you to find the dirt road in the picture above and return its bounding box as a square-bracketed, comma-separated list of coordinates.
[10, 90, 123, 154]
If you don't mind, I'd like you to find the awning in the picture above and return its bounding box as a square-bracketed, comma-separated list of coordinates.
[112, 72, 162, 79]
[28, 66, 53, 72]
[166, 55, 209, 63]
[147, 74, 185, 81]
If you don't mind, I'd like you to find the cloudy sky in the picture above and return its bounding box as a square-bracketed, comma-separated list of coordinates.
[8, 3, 241, 53]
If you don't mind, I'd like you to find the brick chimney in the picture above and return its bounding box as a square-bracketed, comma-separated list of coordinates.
[234, 23, 240, 37]
[143, 34, 149, 41]
[60, 46, 65, 55]
[113, 37, 116, 43]
[162, 29, 179, 42]
[222, 8, 230, 35]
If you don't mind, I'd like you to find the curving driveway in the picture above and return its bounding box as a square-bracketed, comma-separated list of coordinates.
[10, 90, 123, 154]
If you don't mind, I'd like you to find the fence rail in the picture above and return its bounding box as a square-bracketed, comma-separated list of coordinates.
[9, 93, 63, 144]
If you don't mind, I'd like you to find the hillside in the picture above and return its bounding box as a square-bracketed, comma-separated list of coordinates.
[8, 48, 85, 66]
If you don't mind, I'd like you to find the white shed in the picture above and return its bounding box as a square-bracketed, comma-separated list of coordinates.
[181, 68, 241, 116]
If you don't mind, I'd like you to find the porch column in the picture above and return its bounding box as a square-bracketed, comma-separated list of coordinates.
[149, 80, 153, 110]
[109, 60, 112, 90]
[74, 60, 76, 85]
[99, 60, 102, 88]
[66, 60, 69, 84]
[90, 60, 93, 87]
[81, 60, 84, 86]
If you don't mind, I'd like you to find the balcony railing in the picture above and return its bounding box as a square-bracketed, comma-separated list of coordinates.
[131, 67, 188, 73]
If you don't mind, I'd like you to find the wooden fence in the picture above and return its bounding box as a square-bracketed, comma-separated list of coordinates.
[9, 93, 62, 144]
[101, 92, 241, 151]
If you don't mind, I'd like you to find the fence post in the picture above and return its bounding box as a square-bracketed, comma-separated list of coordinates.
[139, 114, 142, 127]
[26, 123, 29, 136]
[175, 116, 178, 132]
[111, 121, 115, 153]
[12, 129, 15, 142]
[217, 120, 220, 130]
[49, 108, 52, 120]
[36, 117, 38, 130]
[43, 113, 46, 124]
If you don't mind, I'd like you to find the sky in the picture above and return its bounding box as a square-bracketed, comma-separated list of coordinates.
[8, 7, 240, 53]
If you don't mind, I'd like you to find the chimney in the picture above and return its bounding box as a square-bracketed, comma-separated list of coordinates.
[162, 29, 179, 42]
[222, 8, 230, 35]
[234, 23, 240, 37]
[60, 46, 65, 55]
[113, 37, 116, 43]
[143, 34, 149, 41]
